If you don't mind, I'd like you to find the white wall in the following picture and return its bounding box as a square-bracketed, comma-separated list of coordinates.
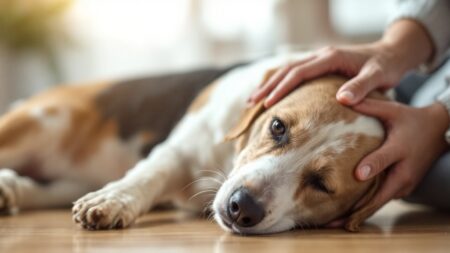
[0, 0, 391, 113]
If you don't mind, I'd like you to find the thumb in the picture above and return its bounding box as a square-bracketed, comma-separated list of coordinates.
[355, 141, 400, 181]
[352, 98, 400, 122]
[337, 65, 382, 105]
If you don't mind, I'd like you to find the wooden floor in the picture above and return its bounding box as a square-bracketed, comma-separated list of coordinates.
[1, 201, 449, 253]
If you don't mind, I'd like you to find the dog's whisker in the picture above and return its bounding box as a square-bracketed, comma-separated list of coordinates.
[199, 176, 224, 185]
[203, 160, 228, 179]
[214, 167, 229, 180]
[181, 177, 223, 192]
[199, 187, 220, 192]
[198, 169, 227, 181]
[204, 212, 216, 223]
[203, 199, 219, 224]
[202, 199, 215, 212]
[188, 190, 217, 202]
[205, 207, 216, 223]
[207, 214, 216, 223]
[202, 202, 213, 214]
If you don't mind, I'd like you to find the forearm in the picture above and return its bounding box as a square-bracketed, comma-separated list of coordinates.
[426, 102, 450, 150]
[377, 19, 434, 74]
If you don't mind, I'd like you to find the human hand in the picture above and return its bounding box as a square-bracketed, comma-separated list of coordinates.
[353, 99, 449, 204]
[249, 43, 407, 108]
[248, 20, 434, 108]
[327, 99, 449, 228]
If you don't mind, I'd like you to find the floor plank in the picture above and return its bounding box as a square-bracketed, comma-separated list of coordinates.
[1, 201, 450, 253]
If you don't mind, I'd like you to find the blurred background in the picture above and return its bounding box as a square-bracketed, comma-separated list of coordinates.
[0, 0, 397, 113]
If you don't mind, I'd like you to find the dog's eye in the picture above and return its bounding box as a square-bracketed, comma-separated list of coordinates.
[311, 178, 330, 194]
[306, 173, 333, 194]
[270, 118, 286, 141]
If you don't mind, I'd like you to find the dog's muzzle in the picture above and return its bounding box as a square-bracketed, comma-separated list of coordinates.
[220, 188, 265, 230]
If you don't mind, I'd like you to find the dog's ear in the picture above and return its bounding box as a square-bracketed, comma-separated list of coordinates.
[224, 68, 278, 142]
[344, 175, 384, 232]
[224, 67, 278, 142]
[224, 101, 265, 141]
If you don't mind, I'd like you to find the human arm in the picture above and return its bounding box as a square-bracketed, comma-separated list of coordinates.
[248, 19, 434, 108]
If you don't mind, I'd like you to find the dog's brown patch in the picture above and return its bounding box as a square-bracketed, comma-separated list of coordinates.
[26, 82, 118, 164]
[293, 133, 383, 224]
[0, 82, 109, 151]
[0, 82, 117, 169]
[60, 110, 119, 164]
[0, 111, 40, 148]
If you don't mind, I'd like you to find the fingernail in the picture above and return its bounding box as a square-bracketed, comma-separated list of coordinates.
[337, 91, 354, 103]
[246, 101, 255, 108]
[359, 165, 371, 180]
[263, 98, 272, 108]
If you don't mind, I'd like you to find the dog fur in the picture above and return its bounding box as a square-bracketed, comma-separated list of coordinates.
[0, 54, 385, 234]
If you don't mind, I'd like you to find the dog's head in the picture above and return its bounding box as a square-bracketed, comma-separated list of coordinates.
[213, 75, 385, 234]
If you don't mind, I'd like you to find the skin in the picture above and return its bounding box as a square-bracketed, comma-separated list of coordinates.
[248, 19, 450, 225]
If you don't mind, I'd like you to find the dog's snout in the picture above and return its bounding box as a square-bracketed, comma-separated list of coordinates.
[227, 189, 265, 227]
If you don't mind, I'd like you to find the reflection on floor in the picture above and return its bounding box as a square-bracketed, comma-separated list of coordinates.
[1, 201, 449, 253]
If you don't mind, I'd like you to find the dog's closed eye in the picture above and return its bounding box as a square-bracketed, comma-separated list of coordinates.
[304, 170, 335, 194]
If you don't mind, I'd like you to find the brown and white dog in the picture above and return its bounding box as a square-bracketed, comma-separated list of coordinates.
[0, 54, 385, 234]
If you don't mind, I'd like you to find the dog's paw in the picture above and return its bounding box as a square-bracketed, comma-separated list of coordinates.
[0, 169, 20, 215]
[72, 187, 140, 230]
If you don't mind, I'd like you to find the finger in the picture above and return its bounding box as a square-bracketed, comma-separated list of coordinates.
[355, 140, 402, 181]
[366, 163, 407, 210]
[264, 55, 337, 107]
[249, 55, 317, 104]
[259, 55, 317, 90]
[249, 67, 292, 104]
[336, 62, 383, 105]
[352, 98, 402, 122]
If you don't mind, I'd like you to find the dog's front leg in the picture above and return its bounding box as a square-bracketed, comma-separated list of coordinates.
[72, 144, 190, 230]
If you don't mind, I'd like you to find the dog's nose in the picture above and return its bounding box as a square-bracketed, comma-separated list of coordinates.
[227, 188, 265, 227]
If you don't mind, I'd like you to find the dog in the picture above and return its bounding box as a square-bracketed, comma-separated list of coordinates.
[0, 54, 385, 234]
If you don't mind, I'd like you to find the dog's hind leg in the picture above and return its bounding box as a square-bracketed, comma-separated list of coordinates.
[0, 106, 89, 214]
[0, 169, 91, 214]
[0, 109, 40, 170]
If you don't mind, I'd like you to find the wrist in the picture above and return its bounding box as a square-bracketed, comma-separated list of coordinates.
[367, 40, 412, 81]
[378, 19, 433, 73]
[424, 103, 450, 148]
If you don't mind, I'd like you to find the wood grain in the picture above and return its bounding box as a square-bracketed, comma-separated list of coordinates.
[1, 201, 449, 253]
